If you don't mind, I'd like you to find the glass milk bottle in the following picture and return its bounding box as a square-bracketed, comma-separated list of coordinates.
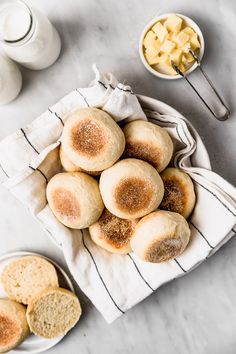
[0, 53, 22, 105]
[0, 0, 61, 70]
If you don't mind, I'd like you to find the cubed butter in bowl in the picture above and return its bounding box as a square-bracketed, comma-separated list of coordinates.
[139, 13, 205, 80]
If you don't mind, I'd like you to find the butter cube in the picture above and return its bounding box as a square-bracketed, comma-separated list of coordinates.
[175, 31, 189, 47]
[158, 53, 169, 63]
[183, 26, 196, 37]
[169, 31, 179, 43]
[145, 51, 159, 65]
[170, 48, 183, 64]
[153, 39, 161, 52]
[160, 39, 176, 54]
[146, 43, 160, 57]
[164, 15, 183, 32]
[154, 62, 177, 75]
[143, 30, 157, 48]
[190, 33, 200, 50]
[152, 22, 168, 42]
[182, 42, 191, 53]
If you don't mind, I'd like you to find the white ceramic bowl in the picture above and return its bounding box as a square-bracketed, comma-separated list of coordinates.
[139, 13, 205, 80]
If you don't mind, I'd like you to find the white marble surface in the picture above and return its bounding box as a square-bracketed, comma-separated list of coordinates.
[0, 0, 236, 353]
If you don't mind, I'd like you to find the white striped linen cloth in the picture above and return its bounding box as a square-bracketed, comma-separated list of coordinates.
[0, 66, 235, 323]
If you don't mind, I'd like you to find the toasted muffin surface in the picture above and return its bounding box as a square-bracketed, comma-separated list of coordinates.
[123, 120, 173, 172]
[61, 108, 125, 171]
[0, 299, 29, 353]
[89, 209, 137, 254]
[160, 168, 196, 218]
[114, 177, 153, 214]
[99, 159, 164, 219]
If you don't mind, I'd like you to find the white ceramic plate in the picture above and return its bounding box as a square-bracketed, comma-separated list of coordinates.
[0, 251, 74, 354]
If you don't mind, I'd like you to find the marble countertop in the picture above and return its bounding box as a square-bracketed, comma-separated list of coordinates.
[0, 0, 236, 353]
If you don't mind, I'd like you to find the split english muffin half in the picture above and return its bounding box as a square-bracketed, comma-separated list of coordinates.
[26, 287, 81, 339]
[1, 256, 59, 305]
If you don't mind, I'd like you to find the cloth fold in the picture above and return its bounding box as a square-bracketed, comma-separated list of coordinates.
[0, 66, 235, 323]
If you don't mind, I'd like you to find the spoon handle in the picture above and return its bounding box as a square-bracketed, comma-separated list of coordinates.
[171, 54, 230, 121]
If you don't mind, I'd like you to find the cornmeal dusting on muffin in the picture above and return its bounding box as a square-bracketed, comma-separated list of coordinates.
[124, 141, 162, 169]
[98, 209, 134, 248]
[145, 237, 182, 262]
[114, 177, 153, 213]
[71, 119, 106, 156]
[0, 315, 19, 346]
[52, 188, 80, 219]
[160, 177, 186, 214]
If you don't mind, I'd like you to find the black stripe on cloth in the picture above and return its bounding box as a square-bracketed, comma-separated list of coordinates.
[148, 112, 195, 151]
[98, 80, 107, 89]
[232, 228, 236, 233]
[150, 113, 195, 165]
[195, 181, 236, 217]
[127, 254, 154, 292]
[175, 126, 186, 146]
[189, 221, 214, 249]
[109, 83, 116, 90]
[48, 108, 64, 126]
[81, 230, 125, 314]
[148, 116, 187, 147]
[97, 80, 134, 94]
[76, 89, 90, 107]
[20, 128, 39, 154]
[0, 163, 9, 177]
[45, 228, 62, 247]
[174, 258, 186, 273]
[116, 86, 134, 95]
[29, 165, 48, 183]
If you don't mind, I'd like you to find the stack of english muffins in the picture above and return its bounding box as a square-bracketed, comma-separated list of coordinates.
[47, 107, 196, 263]
[0, 256, 81, 353]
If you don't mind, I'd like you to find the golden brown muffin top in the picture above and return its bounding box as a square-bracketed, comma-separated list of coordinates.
[71, 119, 107, 157]
[114, 177, 153, 214]
[98, 209, 135, 248]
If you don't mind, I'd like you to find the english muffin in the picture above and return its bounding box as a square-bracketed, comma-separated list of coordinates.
[1, 256, 58, 305]
[130, 210, 191, 263]
[59, 145, 100, 176]
[0, 299, 29, 353]
[99, 158, 164, 219]
[160, 168, 196, 218]
[61, 108, 125, 172]
[26, 287, 81, 339]
[123, 120, 173, 172]
[59, 145, 82, 172]
[89, 209, 138, 254]
[46, 172, 104, 229]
